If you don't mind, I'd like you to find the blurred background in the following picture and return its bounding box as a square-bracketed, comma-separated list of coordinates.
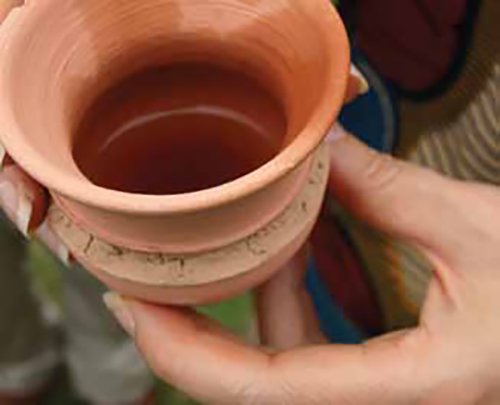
[27, 242, 253, 405]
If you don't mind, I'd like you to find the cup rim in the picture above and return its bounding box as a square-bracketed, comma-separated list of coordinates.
[0, 0, 349, 215]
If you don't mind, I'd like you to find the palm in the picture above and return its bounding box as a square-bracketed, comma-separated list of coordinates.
[118, 134, 500, 404]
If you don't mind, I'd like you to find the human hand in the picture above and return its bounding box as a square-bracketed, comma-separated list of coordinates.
[105, 124, 500, 404]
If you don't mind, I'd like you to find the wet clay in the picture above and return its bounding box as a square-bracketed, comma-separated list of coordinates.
[73, 62, 288, 195]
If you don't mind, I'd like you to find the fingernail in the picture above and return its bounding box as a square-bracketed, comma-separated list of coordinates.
[16, 193, 32, 237]
[0, 179, 32, 237]
[36, 221, 70, 266]
[326, 123, 347, 144]
[350, 64, 369, 95]
[0, 144, 5, 169]
[103, 292, 136, 336]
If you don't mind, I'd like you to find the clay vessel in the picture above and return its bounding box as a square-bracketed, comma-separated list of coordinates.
[0, 0, 349, 303]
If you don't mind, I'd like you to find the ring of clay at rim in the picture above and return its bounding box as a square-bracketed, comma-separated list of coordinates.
[0, 0, 349, 252]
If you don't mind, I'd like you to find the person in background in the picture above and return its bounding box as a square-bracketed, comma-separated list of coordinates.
[0, 2, 154, 404]
[0, 217, 154, 405]
[308, 0, 499, 340]
[102, 0, 500, 403]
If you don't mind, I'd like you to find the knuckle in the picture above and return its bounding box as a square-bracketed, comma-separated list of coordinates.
[451, 183, 500, 255]
[238, 357, 295, 405]
[361, 152, 403, 195]
[239, 380, 275, 405]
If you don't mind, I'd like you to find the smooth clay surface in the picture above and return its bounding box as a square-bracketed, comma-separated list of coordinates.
[0, 0, 349, 254]
[48, 143, 330, 305]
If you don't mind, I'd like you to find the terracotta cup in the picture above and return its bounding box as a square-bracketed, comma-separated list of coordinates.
[0, 0, 349, 303]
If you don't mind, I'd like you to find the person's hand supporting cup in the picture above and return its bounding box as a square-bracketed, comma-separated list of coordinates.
[106, 122, 500, 404]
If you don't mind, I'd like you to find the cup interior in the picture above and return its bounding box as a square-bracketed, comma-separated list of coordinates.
[0, 0, 348, 207]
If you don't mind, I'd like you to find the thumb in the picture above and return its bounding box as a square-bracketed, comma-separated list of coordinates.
[326, 125, 469, 262]
[104, 294, 434, 405]
[105, 294, 269, 405]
